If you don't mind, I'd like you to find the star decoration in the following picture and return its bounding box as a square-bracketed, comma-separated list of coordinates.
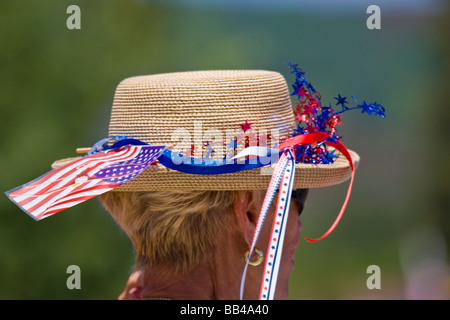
[239, 120, 253, 133]
[286, 61, 385, 165]
[372, 102, 386, 118]
[298, 86, 309, 98]
[359, 101, 373, 115]
[335, 94, 348, 110]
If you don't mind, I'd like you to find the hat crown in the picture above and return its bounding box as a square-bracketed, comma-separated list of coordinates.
[108, 70, 295, 158]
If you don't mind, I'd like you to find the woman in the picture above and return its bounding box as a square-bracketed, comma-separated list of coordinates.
[8, 66, 381, 299]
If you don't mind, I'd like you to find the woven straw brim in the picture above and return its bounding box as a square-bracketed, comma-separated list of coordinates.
[51, 150, 359, 191]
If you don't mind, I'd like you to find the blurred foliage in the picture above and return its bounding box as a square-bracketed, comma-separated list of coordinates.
[0, 0, 448, 299]
[433, 3, 450, 257]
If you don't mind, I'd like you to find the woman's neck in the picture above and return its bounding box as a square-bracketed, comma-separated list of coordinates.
[139, 263, 214, 300]
[139, 232, 248, 300]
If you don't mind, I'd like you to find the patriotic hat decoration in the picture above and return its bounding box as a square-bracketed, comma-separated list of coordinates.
[5, 63, 384, 300]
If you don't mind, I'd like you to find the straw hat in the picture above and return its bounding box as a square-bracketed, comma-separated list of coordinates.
[51, 69, 359, 191]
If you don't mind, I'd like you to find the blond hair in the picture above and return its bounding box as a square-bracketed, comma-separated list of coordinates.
[99, 190, 243, 274]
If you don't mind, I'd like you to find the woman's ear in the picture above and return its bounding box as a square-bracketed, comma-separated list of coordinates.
[233, 190, 262, 246]
[118, 269, 142, 300]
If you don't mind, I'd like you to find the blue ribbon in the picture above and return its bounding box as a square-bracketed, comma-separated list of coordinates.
[157, 149, 283, 175]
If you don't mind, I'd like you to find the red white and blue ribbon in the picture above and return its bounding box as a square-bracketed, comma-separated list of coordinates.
[239, 148, 296, 300]
[259, 149, 296, 300]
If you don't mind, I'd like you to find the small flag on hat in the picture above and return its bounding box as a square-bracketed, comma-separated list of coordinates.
[5, 143, 165, 221]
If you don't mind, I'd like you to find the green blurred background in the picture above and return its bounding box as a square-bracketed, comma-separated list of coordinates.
[1, 0, 449, 299]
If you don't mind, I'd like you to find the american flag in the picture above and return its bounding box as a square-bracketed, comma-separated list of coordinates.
[6, 144, 165, 221]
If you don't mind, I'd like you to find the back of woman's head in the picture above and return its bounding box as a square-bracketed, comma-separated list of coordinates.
[99, 190, 243, 274]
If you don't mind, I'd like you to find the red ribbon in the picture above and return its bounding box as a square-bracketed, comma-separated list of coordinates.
[278, 132, 355, 242]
